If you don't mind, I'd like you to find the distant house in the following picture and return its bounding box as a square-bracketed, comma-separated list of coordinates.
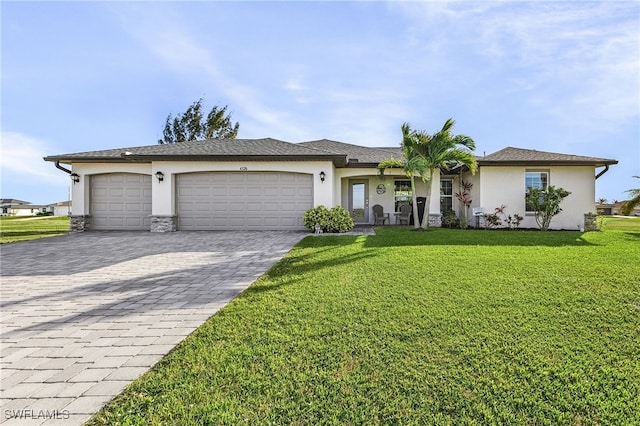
[48, 200, 72, 216]
[596, 201, 640, 216]
[44, 138, 618, 232]
[0, 199, 50, 216]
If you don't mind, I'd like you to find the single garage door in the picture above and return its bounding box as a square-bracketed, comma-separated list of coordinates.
[177, 172, 313, 230]
[91, 174, 152, 230]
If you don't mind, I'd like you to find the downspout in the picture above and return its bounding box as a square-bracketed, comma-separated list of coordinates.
[55, 161, 73, 175]
[595, 165, 609, 180]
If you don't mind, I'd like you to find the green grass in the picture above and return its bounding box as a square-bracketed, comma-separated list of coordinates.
[600, 215, 640, 231]
[0, 216, 70, 244]
[89, 225, 640, 425]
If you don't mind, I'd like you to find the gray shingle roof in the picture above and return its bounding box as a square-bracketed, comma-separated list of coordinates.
[44, 138, 347, 165]
[479, 147, 617, 166]
[44, 140, 617, 169]
[298, 139, 403, 166]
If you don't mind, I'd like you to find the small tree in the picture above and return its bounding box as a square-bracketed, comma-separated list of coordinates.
[620, 176, 640, 216]
[525, 185, 571, 231]
[378, 123, 430, 230]
[454, 179, 473, 227]
[160, 98, 239, 144]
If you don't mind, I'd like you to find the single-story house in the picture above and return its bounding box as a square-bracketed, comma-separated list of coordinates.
[48, 200, 72, 216]
[44, 138, 617, 232]
[596, 201, 640, 216]
[0, 199, 51, 216]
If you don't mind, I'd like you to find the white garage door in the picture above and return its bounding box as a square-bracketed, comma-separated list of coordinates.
[177, 172, 313, 230]
[91, 174, 152, 230]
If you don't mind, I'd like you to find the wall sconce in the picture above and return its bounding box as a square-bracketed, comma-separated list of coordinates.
[155, 171, 165, 182]
[70, 173, 80, 184]
[319, 171, 326, 183]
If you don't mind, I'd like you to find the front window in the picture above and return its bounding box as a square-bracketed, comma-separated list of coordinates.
[525, 170, 549, 212]
[394, 180, 412, 212]
[440, 179, 453, 212]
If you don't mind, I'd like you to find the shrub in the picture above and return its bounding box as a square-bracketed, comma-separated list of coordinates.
[441, 209, 459, 228]
[482, 211, 501, 229]
[326, 206, 355, 233]
[303, 206, 354, 233]
[525, 186, 571, 231]
[483, 205, 523, 230]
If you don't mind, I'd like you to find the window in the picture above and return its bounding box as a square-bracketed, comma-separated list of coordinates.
[525, 170, 549, 212]
[394, 180, 412, 212]
[440, 179, 453, 212]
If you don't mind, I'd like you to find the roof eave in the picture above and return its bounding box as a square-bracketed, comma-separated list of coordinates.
[477, 160, 618, 167]
[44, 154, 348, 167]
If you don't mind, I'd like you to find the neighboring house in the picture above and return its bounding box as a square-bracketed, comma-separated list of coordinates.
[596, 203, 614, 215]
[48, 200, 72, 216]
[0, 199, 51, 216]
[43, 139, 617, 232]
[596, 201, 640, 216]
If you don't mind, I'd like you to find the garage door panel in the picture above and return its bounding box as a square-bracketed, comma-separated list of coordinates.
[177, 172, 312, 230]
[91, 174, 152, 230]
[212, 187, 229, 196]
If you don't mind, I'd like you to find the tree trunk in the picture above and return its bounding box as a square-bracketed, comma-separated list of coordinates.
[410, 176, 420, 229]
[420, 169, 434, 229]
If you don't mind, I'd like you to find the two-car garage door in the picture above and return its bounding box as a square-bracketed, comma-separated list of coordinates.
[177, 172, 312, 230]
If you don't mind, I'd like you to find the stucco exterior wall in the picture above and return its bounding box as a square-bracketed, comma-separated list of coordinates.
[65, 160, 596, 230]
[478, 165, 596, 230]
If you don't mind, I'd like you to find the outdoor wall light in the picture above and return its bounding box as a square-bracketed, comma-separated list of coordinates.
[70, 173, 80, 184]
[319, 171, 326, 183]
[155, 171, 165, 182]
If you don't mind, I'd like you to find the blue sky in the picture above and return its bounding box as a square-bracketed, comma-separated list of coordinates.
[2, 1, 639, 205]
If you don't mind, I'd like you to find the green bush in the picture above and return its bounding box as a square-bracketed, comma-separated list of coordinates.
[441, 209, 459, 228]
[303, 206, 354, 233]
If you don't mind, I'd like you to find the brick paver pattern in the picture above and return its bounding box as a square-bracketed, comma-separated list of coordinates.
[0, 231, 305, 425]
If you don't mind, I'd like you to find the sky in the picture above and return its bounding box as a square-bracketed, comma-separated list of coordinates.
[2, 1, 639, 205]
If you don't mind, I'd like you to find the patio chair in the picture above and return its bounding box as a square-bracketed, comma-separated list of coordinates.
[396, 203, 411, 225]
[372, 204, 390, 225]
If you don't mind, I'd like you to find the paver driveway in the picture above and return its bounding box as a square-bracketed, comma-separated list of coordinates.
[0, 231, 305, 425]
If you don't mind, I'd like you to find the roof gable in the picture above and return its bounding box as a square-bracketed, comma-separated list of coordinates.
[299, 139, 402, 166]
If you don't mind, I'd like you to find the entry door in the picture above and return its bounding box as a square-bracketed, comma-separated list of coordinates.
[349, 180, 369, 224]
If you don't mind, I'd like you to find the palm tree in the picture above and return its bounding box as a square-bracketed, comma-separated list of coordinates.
[597, 197, 608, 204]
[412, 118, 478, 228]
[621, 176, 640, 215]
[378, 123, 429, 229]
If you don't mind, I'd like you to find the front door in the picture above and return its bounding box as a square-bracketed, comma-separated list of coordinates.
[349, 180, 369, 224]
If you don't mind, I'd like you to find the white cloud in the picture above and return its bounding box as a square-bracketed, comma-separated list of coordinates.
[0, 131, 67, 184]
[394, 1, 640, 130]
[108, 4, 296, 138]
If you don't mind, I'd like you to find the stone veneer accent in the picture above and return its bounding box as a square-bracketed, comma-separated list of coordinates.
[150, 215, 177, 233]
[584, 213, 598, 232]
[428, 213, 442, 227]
[69, 215, 91, 232]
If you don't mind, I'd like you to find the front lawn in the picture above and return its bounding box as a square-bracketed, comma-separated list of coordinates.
[0, 216, 70, 244]
[600, 215, 640, 231]
[90, 227, 639, 425]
